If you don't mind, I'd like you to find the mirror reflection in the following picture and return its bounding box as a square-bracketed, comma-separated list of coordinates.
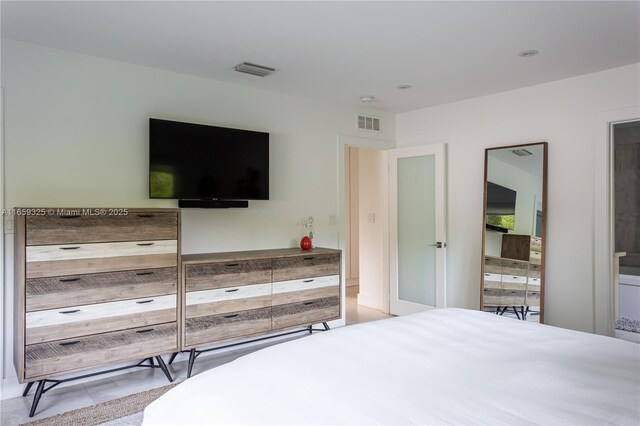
[481, 143, 547, 323]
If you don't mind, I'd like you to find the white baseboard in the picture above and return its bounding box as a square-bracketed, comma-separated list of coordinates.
[357, 293, 383, 310]
[2, 376, 22, 400]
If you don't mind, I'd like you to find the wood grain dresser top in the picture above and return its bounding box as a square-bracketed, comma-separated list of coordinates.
[182, 247, 340, 264]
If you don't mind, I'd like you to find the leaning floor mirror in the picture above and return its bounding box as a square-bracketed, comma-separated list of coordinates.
[480, 142, 547, 323]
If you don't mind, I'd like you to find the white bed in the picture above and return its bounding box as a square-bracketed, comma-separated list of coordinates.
[143, 308, 640, 425]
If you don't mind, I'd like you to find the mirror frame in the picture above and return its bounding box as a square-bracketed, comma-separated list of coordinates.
[480, 142, 548, 323]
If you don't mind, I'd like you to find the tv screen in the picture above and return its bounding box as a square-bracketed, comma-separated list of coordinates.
[486, 181, 516, 231]
[149, 119, 269, 200]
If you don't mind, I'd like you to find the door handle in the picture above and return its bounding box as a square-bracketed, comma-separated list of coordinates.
[428, 242, 446, 248]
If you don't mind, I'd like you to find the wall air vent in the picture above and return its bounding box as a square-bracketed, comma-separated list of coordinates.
[357, 114, 381, 132]
[511, 149, 533, 157]
[233, 62, 276, 77]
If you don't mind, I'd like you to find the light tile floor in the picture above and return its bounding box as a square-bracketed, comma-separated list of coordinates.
[1, 288, 392, 425]
[345, 285, 393, 325]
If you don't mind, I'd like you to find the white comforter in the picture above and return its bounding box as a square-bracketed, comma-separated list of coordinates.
[143, 308, 640, 425]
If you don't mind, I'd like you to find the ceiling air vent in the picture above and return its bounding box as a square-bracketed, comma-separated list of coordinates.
[357, 114, 381, 132]
[233, 62, 276, 77]
[511, 149, 533, 157]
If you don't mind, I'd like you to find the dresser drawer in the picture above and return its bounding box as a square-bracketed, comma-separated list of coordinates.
[501, 260, 529, 276]
[501, 275, 527, 285]
[526, 290, 541, 305]
[185, 307, 272, 347]
[484, 257, 503, 274]
[272, 253, 340, 282]
[272, 296, 340, 330]
[186, 283, 272, 318]
[185, 259, 271, 292]
[26, 212, 178, 245]
[529, 250, 542, 265]
[483, 273, 502, 289]
[272, 275, 340, 305]
[26, 295, 177, 344]
[529, 264, 541, 278]
[24, 322, 177, 380]
[483, 289, 526, 306]
[26, 267, 177, 312]
[26, 240, 178, 278]
[527, 277, 541, 288]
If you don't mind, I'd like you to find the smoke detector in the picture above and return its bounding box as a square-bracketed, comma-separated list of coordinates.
[233, 62, 276, 77]
[359, 95, 375, 103]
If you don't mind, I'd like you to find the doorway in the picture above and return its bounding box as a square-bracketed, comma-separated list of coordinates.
[344, 145, 392, 325]
[612, 120, 640, 343]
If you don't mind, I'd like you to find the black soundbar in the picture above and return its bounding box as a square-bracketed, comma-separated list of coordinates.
[178, 199, 249, 209]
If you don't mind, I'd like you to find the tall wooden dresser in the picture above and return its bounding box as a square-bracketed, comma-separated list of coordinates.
[181, 247, 341, 377]
[14, 208, 180, 416]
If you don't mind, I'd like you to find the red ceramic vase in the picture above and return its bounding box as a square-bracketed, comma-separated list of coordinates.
[300, 236, 312, 250]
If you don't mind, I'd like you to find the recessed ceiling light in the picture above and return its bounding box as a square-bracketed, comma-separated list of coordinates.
[518, 49, 540, 58]
[396, 85, 412, 90]
[360, 95, 375, 103]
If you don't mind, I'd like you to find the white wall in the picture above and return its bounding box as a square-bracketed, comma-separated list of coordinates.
[396, 63, 640, 333]
[485, 156, 543, 256]
[0, 39, 395, 396]
[357, 147, 386, 310]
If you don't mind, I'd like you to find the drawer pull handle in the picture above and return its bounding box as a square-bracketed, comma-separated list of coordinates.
[137, 214, 155, 218]
[137, 243, 154, 246]
[303, 301, 315, 306]
[60, 246, 80, 250]
[225, 263, 239, 267]
[224, 314, 239, 319]
[303, 279, 314, 283]
[484, 274, 490, 277]
[513, 276, 518, 279]
[136, 271, 155, 276]
[136, 328, 154, 333]
[225, 289, 239, 293]
[59, 341, 80, 346]
[59, 309, 80, 314]
[136, 299, 154, 304]
[59, 277, 81, 282]
[60, 215, 81, 219]
[303, 257, 314, 260]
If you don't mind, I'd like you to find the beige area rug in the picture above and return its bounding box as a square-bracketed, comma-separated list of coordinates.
[20, 383, 178, 426]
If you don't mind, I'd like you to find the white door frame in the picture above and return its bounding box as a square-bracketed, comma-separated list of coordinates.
[337, 135, 395, 315]
[594, 106, 640, 336]
[0, 88, 5, 385]
[389, 143, 447, 315]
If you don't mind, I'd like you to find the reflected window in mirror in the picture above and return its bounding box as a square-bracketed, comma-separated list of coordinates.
[481, 143, 547, 323]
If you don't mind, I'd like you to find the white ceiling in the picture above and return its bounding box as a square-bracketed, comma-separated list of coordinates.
[2, 1, 639, 113]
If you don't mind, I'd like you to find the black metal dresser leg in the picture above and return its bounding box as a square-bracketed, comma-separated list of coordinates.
[155, 356, 173, 382]
[187, 349, 197, 378]
[29, 380, 45, 417]
[168, 352, 179, 365]
[22, 382, 34, 397]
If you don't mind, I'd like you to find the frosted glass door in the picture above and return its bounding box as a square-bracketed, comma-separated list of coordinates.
[390, 144, 446, 315]
[398, 155, 436, 305]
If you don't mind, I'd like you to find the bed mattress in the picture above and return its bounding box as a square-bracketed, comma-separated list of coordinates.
[143, 308, 640, 425]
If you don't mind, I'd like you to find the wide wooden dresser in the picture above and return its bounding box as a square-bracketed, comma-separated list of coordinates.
[181, 247, 341, 376]
[14, 208, 180, 415]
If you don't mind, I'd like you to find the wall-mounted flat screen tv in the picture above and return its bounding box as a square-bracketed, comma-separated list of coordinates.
[149, 118, 269, 200]
[486, 181, 516, 232]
